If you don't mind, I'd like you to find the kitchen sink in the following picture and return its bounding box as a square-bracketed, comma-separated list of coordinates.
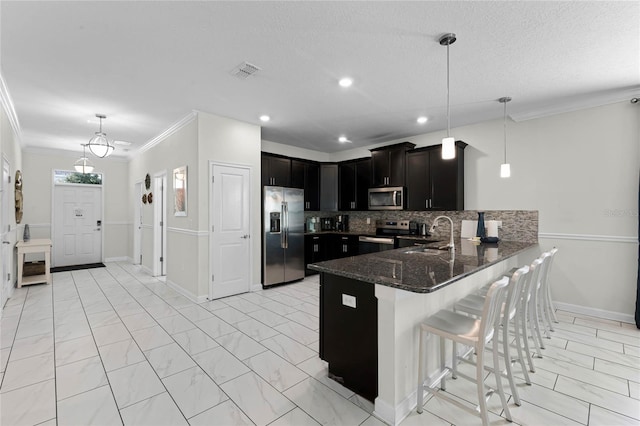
[404, 244, 451, 255]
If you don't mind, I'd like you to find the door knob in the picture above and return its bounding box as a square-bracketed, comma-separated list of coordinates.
[94, 228, 101, 231]
[241, 235, 250, 239]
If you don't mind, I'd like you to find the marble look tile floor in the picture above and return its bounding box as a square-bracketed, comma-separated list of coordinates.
[1, 262, 638, 425]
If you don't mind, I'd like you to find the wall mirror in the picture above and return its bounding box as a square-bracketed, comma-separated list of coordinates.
[173, 166, 187, 216]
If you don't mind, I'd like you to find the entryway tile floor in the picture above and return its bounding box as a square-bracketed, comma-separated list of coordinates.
[1, 262, 638, 425]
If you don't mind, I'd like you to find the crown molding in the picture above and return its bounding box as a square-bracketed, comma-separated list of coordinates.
[0, 71, 22, 142]
[510, 87, 640, 122]
[137, 111, 198, 155]
[22, 146, 129, 162]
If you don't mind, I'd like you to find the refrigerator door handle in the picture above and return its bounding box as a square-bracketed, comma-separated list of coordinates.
[280, 202, 286, 248]
[282, 201, 289, 249]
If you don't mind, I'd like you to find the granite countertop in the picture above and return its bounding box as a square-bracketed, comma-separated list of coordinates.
[308, 240, 538, 293]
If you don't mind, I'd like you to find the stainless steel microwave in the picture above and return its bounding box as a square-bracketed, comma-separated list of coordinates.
[368, 187, 404, 210]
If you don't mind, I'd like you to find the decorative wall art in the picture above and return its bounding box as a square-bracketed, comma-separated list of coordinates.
[142, 194, 147, 204]
[147, 192, 153, 204]
[145, 173, 151, 190]
[15, 170, 23, 223]
[173, 166, 187, 216]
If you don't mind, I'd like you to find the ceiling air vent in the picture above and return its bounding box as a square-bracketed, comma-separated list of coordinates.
[231, 62, 261, 79]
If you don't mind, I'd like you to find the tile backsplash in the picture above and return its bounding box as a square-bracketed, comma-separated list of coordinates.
[304, 210, 538, 243]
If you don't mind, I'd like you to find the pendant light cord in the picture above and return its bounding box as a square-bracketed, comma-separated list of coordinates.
[446, 42, 451, 137]
[503, 100, 507, 163]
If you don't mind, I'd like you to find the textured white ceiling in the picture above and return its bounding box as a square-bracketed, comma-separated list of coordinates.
[1, 1, 638, 156]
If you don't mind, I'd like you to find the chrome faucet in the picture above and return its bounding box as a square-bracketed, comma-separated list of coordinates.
[429, 215, 455, 252]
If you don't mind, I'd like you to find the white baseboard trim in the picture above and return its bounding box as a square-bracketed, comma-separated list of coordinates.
[250, 283, 263, 292]
[104, 256, 130, 263]
[554, 301, 635, 324]
[373, 397, 395, 426]
[165, 278, 208, 303]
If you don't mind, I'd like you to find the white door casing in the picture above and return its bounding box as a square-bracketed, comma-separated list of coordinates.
[133, 182, 143, 265]
[210, 163, 251, 299]
[1, 157, 11, 309]
[53, 184, 102, 267]
[153, 173, 167, 276]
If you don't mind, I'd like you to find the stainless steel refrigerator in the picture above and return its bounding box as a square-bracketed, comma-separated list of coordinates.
[263, 186, 305, 287]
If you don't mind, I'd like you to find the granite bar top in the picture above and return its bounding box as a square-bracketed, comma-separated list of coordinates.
[308, 240, 538, 293]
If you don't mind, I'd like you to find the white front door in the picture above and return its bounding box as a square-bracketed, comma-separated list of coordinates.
[1, 158, 11, 309]
[53, 185, 102, 267]
[210, 163, 251, 299]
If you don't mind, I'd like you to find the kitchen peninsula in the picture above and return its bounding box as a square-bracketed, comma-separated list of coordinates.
[310, 239, 539, 426]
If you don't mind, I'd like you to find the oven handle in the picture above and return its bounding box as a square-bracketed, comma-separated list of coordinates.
[358, 236, 395, 245]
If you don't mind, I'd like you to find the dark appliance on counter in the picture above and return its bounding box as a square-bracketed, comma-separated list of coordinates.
[335, 214, 349, 232]
[358, 219, 411, 254]
[320, 217, 335, 231]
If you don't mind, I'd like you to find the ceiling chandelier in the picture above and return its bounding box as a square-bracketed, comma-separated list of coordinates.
[88, 114, 115, 158]
[74, 144, 94, 174]
[439, 32, 457, 160]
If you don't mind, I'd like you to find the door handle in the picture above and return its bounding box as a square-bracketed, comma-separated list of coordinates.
[241, 235, 250, 239]
[94, 228, 101, 231]
[2, 241, 10, 245]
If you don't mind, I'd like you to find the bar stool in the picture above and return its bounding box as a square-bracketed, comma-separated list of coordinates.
[523, 256, 545, 360]
[454, 265, 531, 406]
[539, 247, 559, 334]
[416, 277, 511, 426]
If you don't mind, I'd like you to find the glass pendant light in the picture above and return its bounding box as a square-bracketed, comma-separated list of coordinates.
[88, 114, 115, 158]
[74, 144, 94, 174]
[499, 97, 512, 178]
[439, 33, 457, 160]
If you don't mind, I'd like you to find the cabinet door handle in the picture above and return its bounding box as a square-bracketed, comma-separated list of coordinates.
[429, 199, 432, 208]
[314, 244, 318, 252]
[426, 199, 428, 209]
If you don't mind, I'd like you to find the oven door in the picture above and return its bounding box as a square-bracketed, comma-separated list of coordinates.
[358, 236, 395, 254]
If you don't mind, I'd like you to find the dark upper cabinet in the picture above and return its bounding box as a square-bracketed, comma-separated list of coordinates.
[405, 141, 466, 211]
[339, 158, 371, 211]
[370, 142, 415, 187]
[292, 160, 320, 211]
[261, 154, 291, 187]
[320, 164, 339, 211]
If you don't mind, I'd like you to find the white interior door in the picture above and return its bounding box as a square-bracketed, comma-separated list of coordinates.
[53, 184, 102, 267]
[133, 182, 142, 265]
[153, 174, 167, 276]
[210, 163, 251, 299]
[1, 158, 11, 309]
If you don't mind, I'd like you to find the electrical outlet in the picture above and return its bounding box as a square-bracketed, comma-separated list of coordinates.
[366, 218, 371, 224]
[342, 294, 356, 308]
[496, 221, 502, 228]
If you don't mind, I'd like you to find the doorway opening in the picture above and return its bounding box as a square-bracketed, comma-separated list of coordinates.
[133, 181, 143, 265]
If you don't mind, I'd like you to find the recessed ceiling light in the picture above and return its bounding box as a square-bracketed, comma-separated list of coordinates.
[417, 116, 428, 124]
[259, 115, 270, 122]
[338, 77, 353, 88]
[338, 136, 351, 143]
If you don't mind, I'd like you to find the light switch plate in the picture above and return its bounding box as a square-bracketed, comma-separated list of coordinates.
[342, 294, 356, 308]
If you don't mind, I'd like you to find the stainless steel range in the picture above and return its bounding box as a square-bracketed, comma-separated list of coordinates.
[358, 219, 410, 254]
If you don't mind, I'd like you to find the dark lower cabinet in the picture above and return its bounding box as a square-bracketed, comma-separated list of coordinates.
[334, 235, 358, 258]
[320, 273, 378, 402]
[304, 234, 327, 276]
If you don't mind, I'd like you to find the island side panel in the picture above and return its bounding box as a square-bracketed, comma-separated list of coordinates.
[373, 246, 539, 425]
[320, 272, 378, 402]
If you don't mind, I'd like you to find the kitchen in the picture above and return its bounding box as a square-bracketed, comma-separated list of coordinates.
[0, 2, 638, 426]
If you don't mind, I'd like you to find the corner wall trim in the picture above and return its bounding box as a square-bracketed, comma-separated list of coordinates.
[538, 232, 637, 244]
[554, 302, 635, 325]
[137, 111, 197, 154]
[0, 72, 22, 142]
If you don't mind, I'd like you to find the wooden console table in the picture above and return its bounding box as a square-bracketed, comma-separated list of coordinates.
[16, 239, 52, 288]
